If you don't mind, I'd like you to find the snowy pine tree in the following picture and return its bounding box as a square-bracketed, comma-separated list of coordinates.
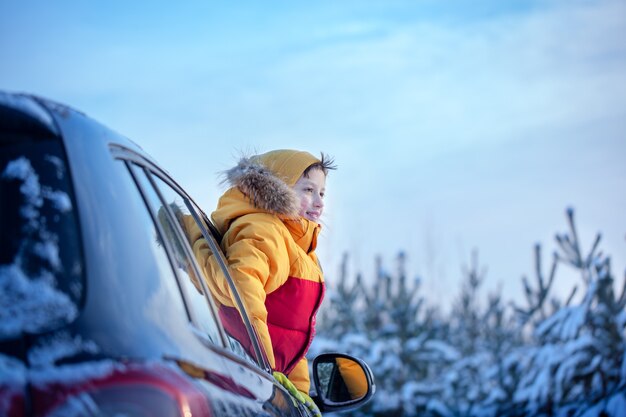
[512, 209, 626, 416]
[314, 252, 450, 416]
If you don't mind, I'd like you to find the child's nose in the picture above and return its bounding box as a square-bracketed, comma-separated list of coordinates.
[314, 195, 324, 208]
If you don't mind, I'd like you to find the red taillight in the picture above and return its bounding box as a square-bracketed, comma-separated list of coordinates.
[31, 363, 213, 417]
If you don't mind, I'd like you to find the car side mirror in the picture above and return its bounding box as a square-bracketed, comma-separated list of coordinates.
[311, 353, 375, 413]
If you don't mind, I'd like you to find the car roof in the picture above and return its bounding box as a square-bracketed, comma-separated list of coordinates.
[0, 91, 162, 167]
[0, 91, 59, 136]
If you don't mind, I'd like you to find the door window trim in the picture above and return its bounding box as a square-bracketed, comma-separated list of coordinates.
[128, 161, 226, 345]
[109, 145, 270, 372]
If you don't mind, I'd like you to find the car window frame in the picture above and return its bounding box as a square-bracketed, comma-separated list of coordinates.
[126, 161, 226, 345]
[109, 145, 271, 373]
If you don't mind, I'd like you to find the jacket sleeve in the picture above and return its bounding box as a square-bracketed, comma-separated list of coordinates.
[181, 215, 233, 306]
[287, 356, 311, 393]
[222, 215, 291, 371]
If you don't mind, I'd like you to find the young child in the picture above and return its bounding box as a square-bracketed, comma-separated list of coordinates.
[201, 150, 335, 413]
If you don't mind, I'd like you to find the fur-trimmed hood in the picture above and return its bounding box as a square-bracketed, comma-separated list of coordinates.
[212, 157, 301, 234]
[223, 156, 300, 216]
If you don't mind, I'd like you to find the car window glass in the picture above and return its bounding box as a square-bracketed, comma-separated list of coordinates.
[113, 161, 191, 334]
[128, 164, 222, 345]
[182, 199, 264, 367]
[1, 133, 83, 339]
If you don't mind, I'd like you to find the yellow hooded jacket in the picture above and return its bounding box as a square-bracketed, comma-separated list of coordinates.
[188, 155, 325, 393]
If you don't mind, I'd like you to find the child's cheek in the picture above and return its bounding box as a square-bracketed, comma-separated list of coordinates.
[298, 198, 309, 216]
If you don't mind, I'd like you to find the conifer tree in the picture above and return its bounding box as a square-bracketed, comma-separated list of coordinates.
[512, 208, 626, 415]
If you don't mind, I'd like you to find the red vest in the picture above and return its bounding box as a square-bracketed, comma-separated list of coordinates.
[220, 276, 325, 374]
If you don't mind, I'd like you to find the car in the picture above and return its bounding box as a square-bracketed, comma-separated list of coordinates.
[0, 91, 375, 417]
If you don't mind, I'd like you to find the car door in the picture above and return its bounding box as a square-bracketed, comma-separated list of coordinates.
[118, 149, 309, 417]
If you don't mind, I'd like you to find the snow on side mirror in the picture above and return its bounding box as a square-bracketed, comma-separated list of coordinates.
[311, 353, 375, 413]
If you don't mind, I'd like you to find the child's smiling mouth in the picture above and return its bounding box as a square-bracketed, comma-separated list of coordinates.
[306, 211, 320, 220]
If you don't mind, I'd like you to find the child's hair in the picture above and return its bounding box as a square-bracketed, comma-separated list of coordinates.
[302, 153, 337, 178]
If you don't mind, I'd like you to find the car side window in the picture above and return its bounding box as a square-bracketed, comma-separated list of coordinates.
[127, 163, 223, 345]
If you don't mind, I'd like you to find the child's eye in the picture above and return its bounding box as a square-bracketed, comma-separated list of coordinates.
[305, 187, 314, 193]
[320, 192, 325, 198]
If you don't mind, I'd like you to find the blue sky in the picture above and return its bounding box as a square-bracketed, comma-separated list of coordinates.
[2, 0, 625, 308]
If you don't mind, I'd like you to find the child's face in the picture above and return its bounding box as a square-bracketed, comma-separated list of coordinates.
[293, 168, 326, 222]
